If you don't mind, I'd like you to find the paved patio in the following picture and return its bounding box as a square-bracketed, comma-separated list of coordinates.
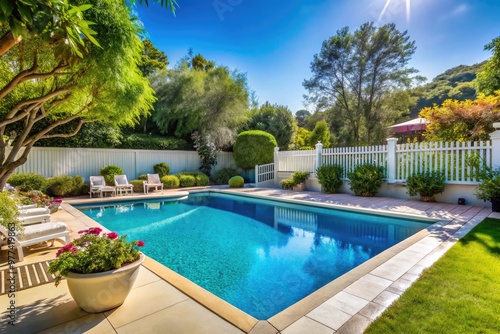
[0, 188, 494, 333]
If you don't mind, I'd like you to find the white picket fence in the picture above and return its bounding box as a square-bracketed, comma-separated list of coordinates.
[256, 139, 494, 185]
[15, 147, 236, 182]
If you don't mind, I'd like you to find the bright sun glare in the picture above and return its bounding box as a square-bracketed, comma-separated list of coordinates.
[378, 0, 411, 24]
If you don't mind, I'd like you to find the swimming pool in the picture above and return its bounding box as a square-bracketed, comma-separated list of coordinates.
[76, 192, 431, 319]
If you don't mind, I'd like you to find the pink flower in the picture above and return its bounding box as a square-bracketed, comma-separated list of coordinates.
[135, 240, 145, 247]
[78, 229, 88, 234]
[107, 232, 118, 240]
[53, 198, 63, 203]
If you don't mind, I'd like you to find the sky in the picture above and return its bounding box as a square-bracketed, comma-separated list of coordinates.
[135, 0, 500, 113]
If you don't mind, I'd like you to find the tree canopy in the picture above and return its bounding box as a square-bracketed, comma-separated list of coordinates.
[477, 37, 500, 96]
[0, 0, 175, 187]
[304, 22, 420, 146]
[246, 102, 297, 150]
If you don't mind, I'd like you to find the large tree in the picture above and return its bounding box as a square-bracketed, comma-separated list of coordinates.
[246, 102, 298, 150]
[0, 0, 175, 188]
[304, 22, 420, 146]
[152, 58, 249, 174]
[477, 37, 500, 96]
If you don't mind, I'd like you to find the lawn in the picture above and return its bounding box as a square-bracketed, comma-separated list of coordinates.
[365, 218, 500, 334]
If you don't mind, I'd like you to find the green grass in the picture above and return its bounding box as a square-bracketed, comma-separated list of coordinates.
[365, 218, 500, 334]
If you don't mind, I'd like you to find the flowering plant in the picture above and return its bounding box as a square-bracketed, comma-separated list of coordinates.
[48, 227, 145, 286]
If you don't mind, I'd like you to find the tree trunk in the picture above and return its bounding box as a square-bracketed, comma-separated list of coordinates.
[0, 31, 22, 56]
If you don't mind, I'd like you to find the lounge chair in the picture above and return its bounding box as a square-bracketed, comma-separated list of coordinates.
[0, 222, 70, 261]
[143, 173, 164, 194]
[89, 176, 111, 198]
[18, 207, 50, 217]
[114, 175, 134, 196]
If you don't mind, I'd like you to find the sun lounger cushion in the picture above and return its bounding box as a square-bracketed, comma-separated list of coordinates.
[18, 222, 68, 241]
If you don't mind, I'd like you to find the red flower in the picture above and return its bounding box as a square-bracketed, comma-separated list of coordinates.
[87, 227, 102, 235]
[78, 229, 88, 234]
[135, 240, 145, 247]
[53, 198, 63, 203]
[107, 232, 119, 240]
[56, 243, 74, 257]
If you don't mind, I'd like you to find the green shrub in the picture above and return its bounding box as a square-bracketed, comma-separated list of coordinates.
[130, 180, 144, 193]
[233, 130, 278, 170]
[229, 175, 244, 188]
[0, 191, 21, 230]
[281, 179, 295, 190]
[212, 168, 240, 185]
[292, 171, 310, 185]
[138, 174, 147, 180]
[81, 184, 90, 196]
[153, 162, 170, 178]
[194, 173, 210, 186]
[100, 165, 124, 186]
[161, 175, 180, 189]
[347, 164, 384, 197]
[316, 164, 343, 194]
[117, 133, 190, 150]
[46, 175, 84, 197]
[8, 173, 47, 192]
[177, 174, 196, 187]
[406, 171, 446, 199]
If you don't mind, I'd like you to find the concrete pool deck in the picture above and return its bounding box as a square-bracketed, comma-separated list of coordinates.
[0, 187, 495, 333]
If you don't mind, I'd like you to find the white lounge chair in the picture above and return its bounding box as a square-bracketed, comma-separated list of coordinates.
[89, 176, 109, 198]
[18, 207, 50, 217]
[114, 175, 134, 196]
[0, 222, 70, 261]
[143, 173, 164, 194]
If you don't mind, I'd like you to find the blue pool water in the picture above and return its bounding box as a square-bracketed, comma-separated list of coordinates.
[76, 192, 431, 319]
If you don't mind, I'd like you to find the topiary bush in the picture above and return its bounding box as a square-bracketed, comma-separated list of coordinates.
[316, 164, 343, 194]
[347, 164, 384, 197]
[130, 180, 144, 193]
[161, 175, 180, 189]
[233, 130, 277, 170]
[177, 174, 196, 187]
[406, 171, 445, 201]
[153, 162, 170, 178]
[212, 168, 240, 185]
[228, 175, 244, 188]
[46, 175, 84, 197]
[100, 165, 124, 186]
[8, 173, 47, 192]
[177, 172, 210, 186]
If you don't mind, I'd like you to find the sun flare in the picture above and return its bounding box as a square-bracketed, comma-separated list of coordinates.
[378, 0, 411, 24]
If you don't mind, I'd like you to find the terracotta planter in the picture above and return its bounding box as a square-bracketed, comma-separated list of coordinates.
[293, 183, 306, 191]
[66, 253, 145, 313]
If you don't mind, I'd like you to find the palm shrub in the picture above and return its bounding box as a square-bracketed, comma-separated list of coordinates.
[406, 171, 446, 201]
[212, 168, 240, 185]
[316, 164, 343, 193]
[161, 175, 180, 189]
[100, 165, 124, 186]
[8, 173, 47, 192]
[348, 164, 384, 196]
[153, 163, 170, 178]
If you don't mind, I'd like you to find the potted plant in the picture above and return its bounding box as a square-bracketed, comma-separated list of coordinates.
[406, 171, 446, 202]
[291, 171, 310, 191]
[475, 166, 500, 212]
[48, 227, 145, 313]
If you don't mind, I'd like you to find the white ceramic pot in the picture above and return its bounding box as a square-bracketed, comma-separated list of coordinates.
[66, 253, 145, 313]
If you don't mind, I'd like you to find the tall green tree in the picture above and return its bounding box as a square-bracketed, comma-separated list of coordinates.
[308, 120, 331, 148]
[246, 102, 297, 150]
[477, 37, 500, 96]
[295, 109, 311, 128]
[0, 0, 175, 188]
[139, 39, 168, 76]
[304, 22, 419, 146]
[152, 59, 249, 174]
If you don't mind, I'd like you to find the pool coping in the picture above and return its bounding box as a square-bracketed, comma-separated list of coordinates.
[62, 188, 460, 333]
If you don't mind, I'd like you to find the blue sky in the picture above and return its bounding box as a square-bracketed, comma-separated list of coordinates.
[135, 0, 500, 113]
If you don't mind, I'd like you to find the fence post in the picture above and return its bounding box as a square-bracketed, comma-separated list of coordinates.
[315, 142, 323, 176]
[273, 147, 279, 185]
[255, 164, 259, 186]
[491, 123, 500, 169]
[386, 138, 398, 183]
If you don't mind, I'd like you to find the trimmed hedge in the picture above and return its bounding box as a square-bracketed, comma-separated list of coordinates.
[46, 175, 84, 197]
[347, 164, 384, 197]
[130, 180, 144, 192]
[117, 134, 190, 150]
[177, 172, 210, 186]
[100, 165, 124, 186]
[8, 173, 47, 192]
[229, 175, 244, 188]
[212, 168, 240, 185]
[178, 174, 196, 187]
[161, 175, 180, 188]
[233, 130, 277, 170]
